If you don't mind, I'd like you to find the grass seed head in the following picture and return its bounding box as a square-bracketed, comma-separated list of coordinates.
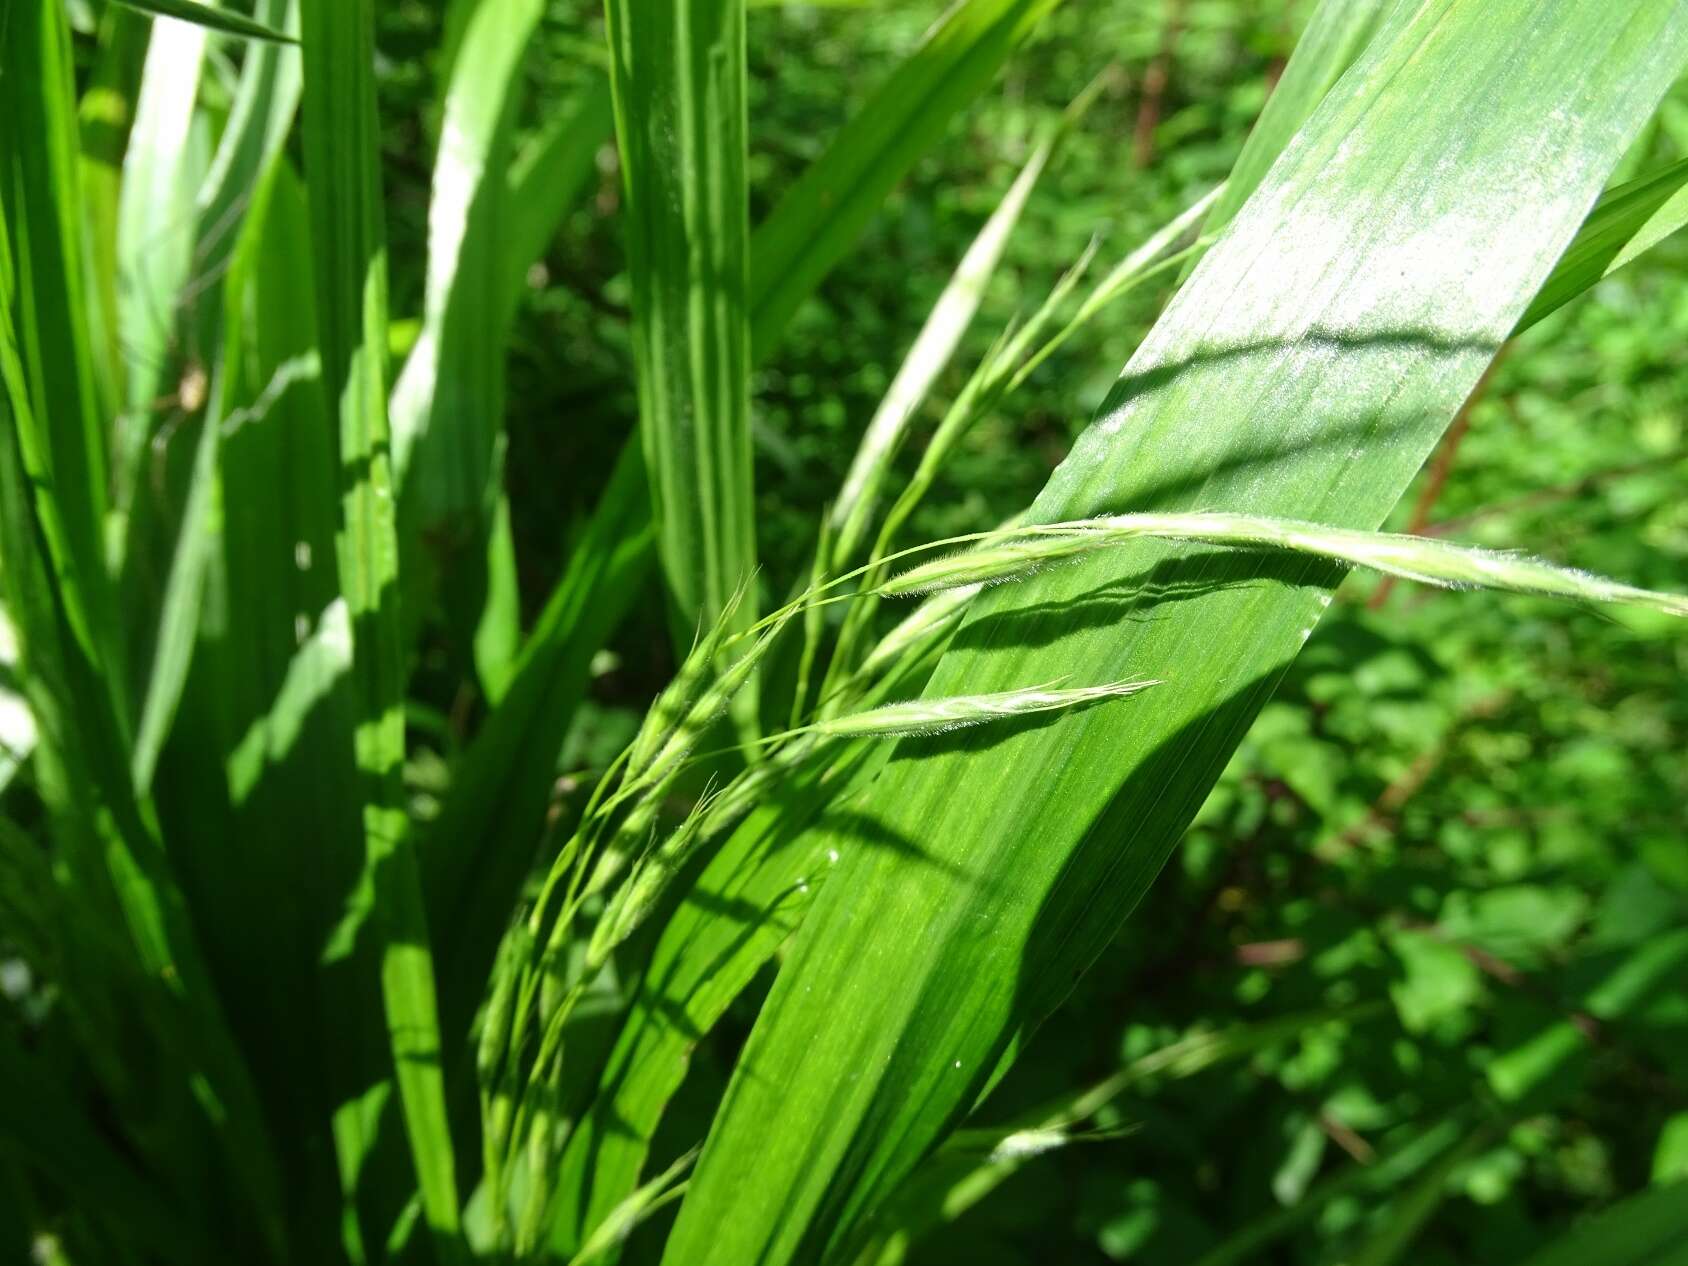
[879, 537, 1099, 597]
[810, 678, 1161, 739]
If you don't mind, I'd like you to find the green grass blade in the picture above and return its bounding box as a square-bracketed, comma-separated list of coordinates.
[748, 0, 1065, 360]
[504, 73, 615, 314]
[661, 5, 1688, 1262]
[605, 0, 758, 732]
[112, 8, 208, 497]
[1509, 1181, 1688, 1266]
[127, 374, 216, 792]
[1193, 0, 1390, 245]
[1, 0, 124, 722]
[193, 0, 302, 313]
[388, 0, 551, 703]
[108, 0, 297, 44]
[76, 6, 149, 426]
[1517, 156, 1688, 332]
[391, 0, 544, 561]
[297, 0, 461, 1250]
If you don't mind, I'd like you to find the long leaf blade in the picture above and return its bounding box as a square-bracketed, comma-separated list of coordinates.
[296, 0, 461, 1250]
[109, 0, 297, 45]
[605, 0, 758, 730]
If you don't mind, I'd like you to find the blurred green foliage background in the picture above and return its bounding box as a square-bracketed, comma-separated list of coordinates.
[362, 1, 1688, 1260]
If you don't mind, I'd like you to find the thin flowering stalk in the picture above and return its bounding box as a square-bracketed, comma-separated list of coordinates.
[850, 582, 983, 688]
[790, 512, 835, 730]
[1007, 189, 1222, 392]
[830, 70, 1116, 573]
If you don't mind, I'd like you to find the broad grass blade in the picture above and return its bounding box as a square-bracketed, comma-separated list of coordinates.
[662, 5, 1688, 1262]
[296, 0, 462, 1250]
[0, 0, 125, 717]
[1193, 0, 1389, 244]
[605, 0, 758, 735]
[390, 0, 544, 589]
[1517, 156, 1688, 333]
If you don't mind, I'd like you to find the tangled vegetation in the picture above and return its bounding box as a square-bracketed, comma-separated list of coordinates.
[2, 1, 1686, 1263]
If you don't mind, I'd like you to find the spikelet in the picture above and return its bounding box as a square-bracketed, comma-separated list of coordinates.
[1084, 512, 1688, 615]
[808, 678, 1160, 739]
[623, 607, 796, 798]
[581, 760, 685, 901]
[586, 791, 716, 969]
[623, 576, 752, 783]
[880, 511, 1688, 617]
[854, 583, 982, 682]
[475, 924, 533, 1087]
[876, 538, 1095, 597]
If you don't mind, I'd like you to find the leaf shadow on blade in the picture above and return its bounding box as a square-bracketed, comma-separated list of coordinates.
[944, 551, 1346, 655]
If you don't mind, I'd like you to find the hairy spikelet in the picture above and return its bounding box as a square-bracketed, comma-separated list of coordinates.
[623, 576, 752, 782]
[853, 582, 982, 682]
[809, 678, 1160, 739]
[883, 512, 1688, 616]
[587, 791, 714, 969]
[876, 539, 1093, 597]
[1087, 512, 1688, 614]
[635, 605, 793, 790]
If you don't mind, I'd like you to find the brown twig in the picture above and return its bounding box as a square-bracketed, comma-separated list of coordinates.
[1369, 344, 1510, 608]
[1323, 691, 1512, 855]
[1424, 452, 1684, 537]
[1133, 0, 1188, 168]
[1318, 1110, 1376, 1165]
